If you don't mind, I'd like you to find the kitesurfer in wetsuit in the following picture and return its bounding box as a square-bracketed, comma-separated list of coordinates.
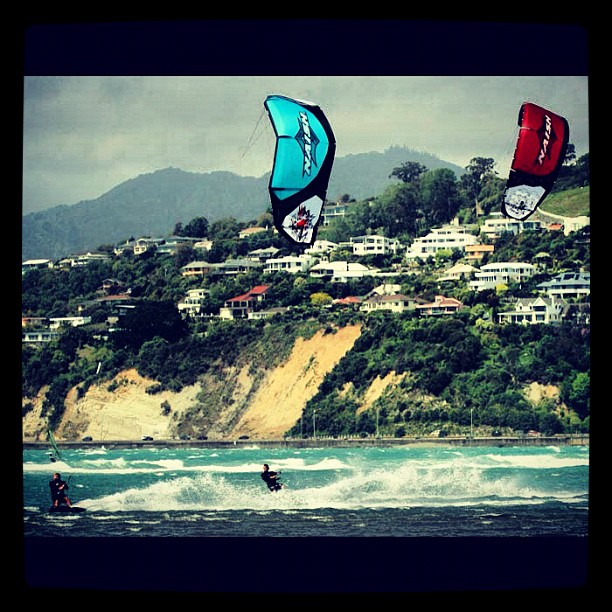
[49, 472, 72, 507]
[261, 464, 283, 492]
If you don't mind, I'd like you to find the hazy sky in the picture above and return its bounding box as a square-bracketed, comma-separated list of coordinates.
[22, 21, 590, 216]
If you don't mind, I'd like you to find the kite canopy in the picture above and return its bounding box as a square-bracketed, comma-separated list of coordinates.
[501, 102, 569, 221]
[264, 95, 336, 245]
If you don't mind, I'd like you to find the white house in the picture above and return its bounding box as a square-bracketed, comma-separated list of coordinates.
[479, 213, 543, 241]
[497, 296, 569, 325]
[405, 225, 479, 260]
[350, 235, 401, 257]
[360, 294, 422, 314]
[219, 285, 270, 319]
[177, 288, 210, 317]
[416, 295, 464, 316]
[194, 239, 213, 252]
[264, 254, 316, 274]
[49, 316, 92, 329]
[321, 201, 350, 225]
[469, 262, 536, 292]
[133, 238, 164, 255]
[57, 252, 111, 268]
[22, 259, 53, 274]
[309, 261, 379, 282]
[248, 307, 289, 320]
[22, 330, 60, 343]
[304, 240, 339, 256]
[437, 262, 479, 283]
[368, 283, 402, 296]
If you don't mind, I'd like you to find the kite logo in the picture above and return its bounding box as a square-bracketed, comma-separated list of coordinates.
[296, 112, 320, 177]
[536, 114, 554, 166]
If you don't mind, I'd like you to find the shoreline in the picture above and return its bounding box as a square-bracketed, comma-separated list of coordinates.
[23, 433, 589, 450]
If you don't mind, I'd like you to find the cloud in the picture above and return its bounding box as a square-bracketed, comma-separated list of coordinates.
[22, 75, 589, 214]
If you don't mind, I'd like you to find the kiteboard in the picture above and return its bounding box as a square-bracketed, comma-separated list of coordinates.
[48, 505, 86, 514]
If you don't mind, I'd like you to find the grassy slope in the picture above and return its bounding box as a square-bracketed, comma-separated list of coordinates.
[539, 186, 590, 217]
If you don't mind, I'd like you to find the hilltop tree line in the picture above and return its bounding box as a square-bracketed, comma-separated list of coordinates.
[22, 154, 589, 437]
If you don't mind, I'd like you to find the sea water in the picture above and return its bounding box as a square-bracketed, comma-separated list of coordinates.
[21, 443, 590, 592]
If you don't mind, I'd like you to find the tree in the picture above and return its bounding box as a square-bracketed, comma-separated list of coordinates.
[182, 216, 209, 238]
[389, 161, 428, 183]
[310, 291, 333, 306]
[373, 183, 422, 236]
[460, 157, 497, 216]
[420, 168, 460, 226]
[563, 143, 577, 166]
[111, 300, 188, 351]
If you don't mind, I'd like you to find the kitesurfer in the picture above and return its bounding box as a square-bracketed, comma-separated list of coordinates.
[49, 472, 72, 508]
[261, 464, 283, 492]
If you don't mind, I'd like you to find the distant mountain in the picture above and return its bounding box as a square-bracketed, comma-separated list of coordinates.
[22, 147, 464, 261]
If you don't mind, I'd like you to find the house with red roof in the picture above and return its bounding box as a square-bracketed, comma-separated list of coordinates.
[219, 285, 271, 319]
[415, 295, 464, 316]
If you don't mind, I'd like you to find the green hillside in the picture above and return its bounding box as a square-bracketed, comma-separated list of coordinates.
[540, 186, 590, 218]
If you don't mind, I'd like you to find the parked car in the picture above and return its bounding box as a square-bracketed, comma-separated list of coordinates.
[196, 435, 208, 440]
[82, 436, 93, 442]
[141, 435, 154, 441]
[238, 435, 250, 440]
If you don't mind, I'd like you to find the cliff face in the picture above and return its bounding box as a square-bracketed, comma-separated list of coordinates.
[21, 323, 564, 443]
[22, 325, 363, 442]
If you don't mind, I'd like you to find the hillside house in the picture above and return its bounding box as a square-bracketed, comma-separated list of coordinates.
[264, 254, 315, 274]
[497, 296, 569, 325]
[368, 283, 402, 296]
[177, 288, 210, 318]
[332, 296, 363, 308]
[219, 285, 271, 319]
[321, 201, 349, 225]
[57, 252, 110, 268]
[479, 213, 543, 241]
[309, 261, 379, 282]
[360, 294, 423, 314]
[133, 238, 164, 255]
[416, 295, 464, 316]
[180, 261, 215, 278]
[350, 235, 401, 256]
[210, 259, 263, 276]
[304, 239, 339, 256]
[194, 239, 213, 252]
[239, 226, 268, 239]
[469, 262, 536, 292]
[405, 225, 479, 260]
[464, 244, 494, 262]
[248, 306, 289, 320]
[49, 316, 92, 329]
[537, 271, 590, 300]
[437, 262, 479, 283]
[100, 278, 128, 295]
[156, 236, 200, 255]
[248, 247, 280, 263]
[22, 259, 53, 274]
[22, 329, 60, 344]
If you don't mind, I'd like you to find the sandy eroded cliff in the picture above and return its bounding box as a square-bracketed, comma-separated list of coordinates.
[23, 325, 363, 442]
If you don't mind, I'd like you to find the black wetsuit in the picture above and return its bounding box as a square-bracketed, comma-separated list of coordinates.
[261, 470, 282, 492]
[49, 477, 69, 505]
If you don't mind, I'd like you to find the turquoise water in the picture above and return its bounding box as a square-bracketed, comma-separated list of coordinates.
[22, 442, 590, 592]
